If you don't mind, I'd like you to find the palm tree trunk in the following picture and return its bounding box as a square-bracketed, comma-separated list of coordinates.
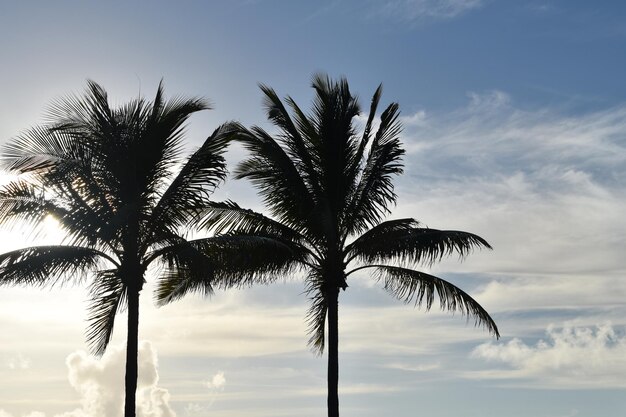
[327, 286, 340, 417]
[124, 287, 140, 417]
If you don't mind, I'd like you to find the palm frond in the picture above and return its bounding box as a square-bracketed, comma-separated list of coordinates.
[154, 266, 214, 306]
[354, 84, 383, 164]
[131, 88, 210, 204]
[155, 234, 305, 305]
[346, 221, 491, 266]
[231, 123, 318, 234]
[152, 238, 216, 305]
[195, 200, 309, 243]
[56, 185, 117, 249]
[86, 269, 127, 356]
[0, 181, 67, 230]
[0, 245, 116, 287]
[203, 234, 307, 288]
[45, 79, 113, 130]
[309, 74, 362, 220]
[2, 126, 77, 174]
[357, 265, 499, 337]
[0, 180, 110, 251]
[344, 102, 404, 236]
[304, 271, 328, 355]
[0, 177, 116, 251]
[147, 124, 229, 236]
[9, 128, 119, 240]
[260, 85, 322, 197]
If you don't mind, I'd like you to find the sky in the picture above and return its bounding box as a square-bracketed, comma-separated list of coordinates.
[0, 0, 625, 416]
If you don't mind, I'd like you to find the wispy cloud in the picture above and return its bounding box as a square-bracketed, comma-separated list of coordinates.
[395, 91, 626, 280]
[384, 91, 626, 346]
[385, 361, 441, 372]
[373, 0, 484, 22]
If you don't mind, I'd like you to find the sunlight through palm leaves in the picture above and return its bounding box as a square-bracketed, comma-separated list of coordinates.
[0, 81, 229, 417]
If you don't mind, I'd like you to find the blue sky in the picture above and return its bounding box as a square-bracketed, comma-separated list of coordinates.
[0, 1, 625, 416]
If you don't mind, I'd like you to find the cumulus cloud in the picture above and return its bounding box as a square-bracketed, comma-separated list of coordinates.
[470, 323, 626, 388]
[0, 341, 175, 417]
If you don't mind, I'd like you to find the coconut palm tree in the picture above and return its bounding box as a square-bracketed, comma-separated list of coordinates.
[157, 74, 499, 417]
[0, 81, 229, 417]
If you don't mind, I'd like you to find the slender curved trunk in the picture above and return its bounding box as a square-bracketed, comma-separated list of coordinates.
[327, 286, 340, 417]
[124, 287, 140, 417]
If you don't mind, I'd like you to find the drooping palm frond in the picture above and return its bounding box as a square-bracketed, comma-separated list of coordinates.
[200, 234, 307, 288]
[346, 221, 492, 266]
[0, 245, 117, 287]
[86, 269, 127, 356]
[305, 280, 328, 355]
[303, 265, 333, 355]
[353, 265, 499, 337]
[154, 266, 215, 307]
[151, 237, 217, 305]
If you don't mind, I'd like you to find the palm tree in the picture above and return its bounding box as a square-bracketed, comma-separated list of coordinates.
[0, 81, 229, 417]
[158, 74, 500, 417]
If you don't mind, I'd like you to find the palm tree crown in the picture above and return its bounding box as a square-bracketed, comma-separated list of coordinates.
[0, 81, 229, 417]
[158, 74, 499, 417]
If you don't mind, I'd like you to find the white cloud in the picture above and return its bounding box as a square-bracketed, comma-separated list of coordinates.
[188, 370, 228, 412]
[206, 371, 226, 390]
[0, 341, 175, 417]
[470, 323, 626, 388]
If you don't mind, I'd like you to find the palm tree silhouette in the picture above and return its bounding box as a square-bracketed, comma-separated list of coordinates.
[158, 74, 499, 417]
[0, 81, 229, 417]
